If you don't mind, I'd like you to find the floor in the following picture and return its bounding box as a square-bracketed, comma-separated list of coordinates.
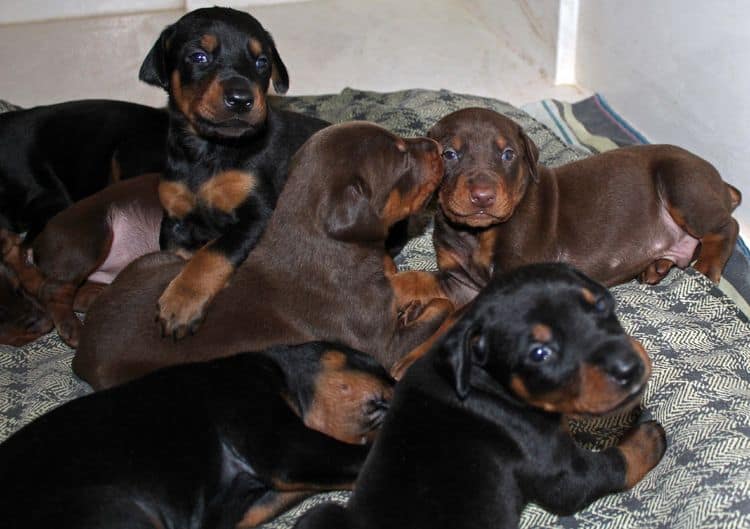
[0, 1, 588, 109]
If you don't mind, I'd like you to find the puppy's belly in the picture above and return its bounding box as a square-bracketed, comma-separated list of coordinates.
[650, 206, 699, 267]
[88, 202, 162, 284]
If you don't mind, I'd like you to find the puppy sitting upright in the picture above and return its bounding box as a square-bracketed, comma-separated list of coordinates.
[294, 263, 667, 529]
[430, 108, 741, 308]
[141, 7, 329, 338]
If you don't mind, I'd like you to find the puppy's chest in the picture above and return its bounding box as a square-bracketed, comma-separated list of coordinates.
[159, 167, 263, 219]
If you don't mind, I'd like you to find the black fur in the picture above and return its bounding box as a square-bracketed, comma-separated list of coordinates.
[0, 342, 393, 529]
[295, 263, 666, 529]
[0, 100, 167, 241]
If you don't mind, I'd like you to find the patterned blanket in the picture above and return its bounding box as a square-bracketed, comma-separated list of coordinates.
[1, 89, 749, 529]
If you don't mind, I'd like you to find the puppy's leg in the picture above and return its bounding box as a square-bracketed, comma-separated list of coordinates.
[390, 306, 461, 380]
[693, 218, 739, 283]
[530, 421, 666, 515]
[639, 258, 674, 285]
[0, 229, 82, 346]
[293, 503, 349, 529]
[659, 163, 740, 283]
[235, 490, 314, 528]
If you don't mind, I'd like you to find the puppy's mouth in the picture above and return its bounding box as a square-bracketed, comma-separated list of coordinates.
[440, 204, 511, 228]
[195, 114, 261, 138]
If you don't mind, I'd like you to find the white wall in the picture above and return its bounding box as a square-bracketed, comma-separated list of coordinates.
[575, 0, 750, 236]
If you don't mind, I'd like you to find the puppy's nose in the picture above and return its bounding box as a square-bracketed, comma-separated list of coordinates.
[223, 78, 254, 110]
[604, 353, 643, 386]
[469, 184, 496, 209]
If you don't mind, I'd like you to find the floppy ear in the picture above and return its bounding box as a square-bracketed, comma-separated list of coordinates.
[520, 128, 540, 183]
[434, 317, 486, 400]
[265, 31, 289, 94]
[324, 184, 386, 242]
[139, 24, 175, 90]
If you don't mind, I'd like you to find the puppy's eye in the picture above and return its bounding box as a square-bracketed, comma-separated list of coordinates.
[594, 296, 610, 314]
[528, 343, 555, 363]
[501, 148, 516, 162]
[255, 55, 270, 72]
[442, 148, 458, 161]
[188, 51, 209, 64]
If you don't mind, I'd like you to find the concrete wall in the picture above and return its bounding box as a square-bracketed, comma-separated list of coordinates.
[576, 0, 750, 236]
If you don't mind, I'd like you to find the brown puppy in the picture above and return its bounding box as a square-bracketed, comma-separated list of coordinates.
[75, 122, 451, 389]
[0, 174, 162, 347]
[430, 107, 741, 308]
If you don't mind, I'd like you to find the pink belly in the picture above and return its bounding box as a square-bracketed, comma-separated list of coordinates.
[88, 202, 162, 284]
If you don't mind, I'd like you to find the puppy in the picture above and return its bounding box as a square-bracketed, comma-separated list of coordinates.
[0, 100, 166, 242]
[75, 122, 450, 389]
[429, 108, 741, 308]
[294, 263, 667, 529]
[140, 7, 329, 339]
[0, 342, 394, 529]
[0, 174, 162, 347]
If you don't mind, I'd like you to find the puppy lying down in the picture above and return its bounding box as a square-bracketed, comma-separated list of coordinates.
[295, 263, 666, 529]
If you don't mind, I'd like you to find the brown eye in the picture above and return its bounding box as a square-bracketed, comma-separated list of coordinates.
[442, 147, 458, 161]
[501, 148, 515, 162]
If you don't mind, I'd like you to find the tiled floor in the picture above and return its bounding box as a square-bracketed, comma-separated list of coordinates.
[0, 1, 588, 109]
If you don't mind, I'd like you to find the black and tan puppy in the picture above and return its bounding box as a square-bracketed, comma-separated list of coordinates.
[0, 342, 394, 529]
[295, 263, 667, 529]
[0, 100, 167, 242]
[429, 108, 741, 308]
[141, 7, 329, 339]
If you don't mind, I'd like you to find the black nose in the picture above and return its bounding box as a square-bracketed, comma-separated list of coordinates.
[223, 78, 254, 110]
[604, 353, 642, 386]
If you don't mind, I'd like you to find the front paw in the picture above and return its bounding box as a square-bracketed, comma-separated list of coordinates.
[156, 277, 208, 340]
[617, 420, 667, 488]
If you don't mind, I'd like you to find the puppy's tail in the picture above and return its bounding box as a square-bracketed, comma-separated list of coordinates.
[726, 183, 742, 210]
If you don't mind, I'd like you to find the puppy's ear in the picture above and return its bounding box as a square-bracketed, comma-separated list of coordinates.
[520, 128, 540, 183]
[324, 183, 386, 242]
[434, 318, 486, 400]
[265, 31, 289, 94]
[139, 24, 176, 90]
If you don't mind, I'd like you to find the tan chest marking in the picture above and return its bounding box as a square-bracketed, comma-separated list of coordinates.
[473, 229, 497, 270]
[198, 170, 256, 214]
[159, 180, 196, 219]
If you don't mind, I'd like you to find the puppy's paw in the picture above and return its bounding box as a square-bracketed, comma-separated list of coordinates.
[617, 420, 667, 488]
[638, 259, 674, 285]
[397, 299, 424, 327]
[156, 276, 208, 340]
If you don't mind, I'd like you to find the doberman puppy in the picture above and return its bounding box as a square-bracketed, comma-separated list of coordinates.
[75, 122, 450, 389]
[294, 263, 667, 529]
[0, 342, 394, 529]
[429, 108, 741, 309]
[0, 100, 167, 242]
[141, 7, 329, 339]
[0, 173, 162, 347]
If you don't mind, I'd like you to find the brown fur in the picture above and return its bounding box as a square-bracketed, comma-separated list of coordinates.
[76, 123, 450, 389]
[430, 108, 742, 309]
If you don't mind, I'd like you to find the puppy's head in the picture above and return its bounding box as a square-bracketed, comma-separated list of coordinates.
[139, 7, 289, 139]
[267, 342, 395, 445]
[0, 265, 53, 346]
[434, 263, 651, 416]
[428, 107, 539, 228]
[291, 122, 443, 243]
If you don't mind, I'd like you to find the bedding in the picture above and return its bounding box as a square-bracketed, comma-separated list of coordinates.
[1, 89, 749, 529]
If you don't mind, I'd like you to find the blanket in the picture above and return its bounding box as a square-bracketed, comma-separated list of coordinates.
[1, 89, 749, 529]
